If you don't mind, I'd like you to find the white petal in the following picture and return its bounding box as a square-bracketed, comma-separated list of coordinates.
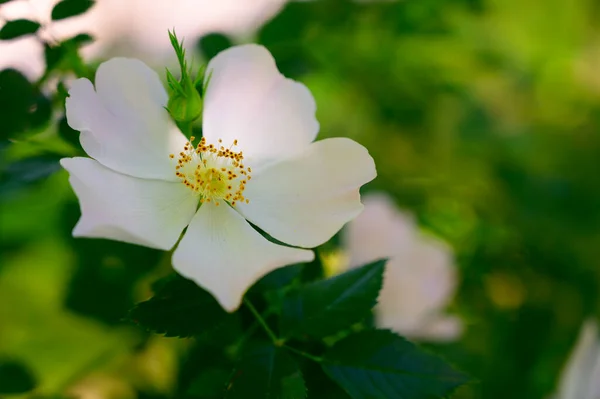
[557, 319, 600, 399]
[411, 315, 463, 342]
[61, 157, 197, 250]
[343, 193, 418, 268]
[202, 44, 319, 165]
[587, 340, 600, 399]
[66, 58, 188, 180]
[237, 138, 376, 248]
[375, 238, 458, 333]
[172, 202, 314, 312]
[341, 192, 460, 340]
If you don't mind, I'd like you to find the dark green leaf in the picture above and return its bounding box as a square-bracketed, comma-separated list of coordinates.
[45, 34, 93, 72]
[322, 330, 469, 399]
[61, 210, 165, 325]
[198, 33, 232, 60]
[0, 359, 37, 394]
[252, 263, 304, 294]
[0, 69, 52, 138]
[58, 115, 83, 150]
[66, 32, 94, 45]
[299, 254, 325, 283]
[44, 42, 67, 71]
[0, 154, 62, 197]
[128, 275, 233, 337]
[280, 259, 385, 339]
[185, 368, 232, 398]
[258, 2, 311, 46]
[51, 0, 95, 20]
[303, 365, 351, 399]
[0, 19, 40, 40]
[226, 343, 306, 399]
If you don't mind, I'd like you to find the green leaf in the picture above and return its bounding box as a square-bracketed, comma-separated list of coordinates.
[0, 359, 37, 394]
[0, 69, 52, 139]
[303, 365, 351, 399]
[0, 154, 62, 197]
[0, 19, 41, 40]
[280, 259, 386, 339]
[44, 42, 67, 71]
[251, 263, 304, 294]
[321, 330, 469, 399]
[51, 0, 95, 21]
[128, 275, 233, 338]
[58, 115, 83, 151]
[198, 33, 232, 60]
[44, 34, 93, 72]
[226, 343, 306, 399]
[66, 32, 94, 45]
[63, 230, 164, 325]
[185, 368, 232, 398]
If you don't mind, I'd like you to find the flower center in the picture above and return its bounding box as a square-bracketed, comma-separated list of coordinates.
[170, 136, 251, 206]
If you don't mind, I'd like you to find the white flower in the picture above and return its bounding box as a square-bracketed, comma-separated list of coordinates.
[60, 44, 376, 312]
[341, 193, 462, 341]
[554, 319, 600, 399]
[0, 0, 286, 79]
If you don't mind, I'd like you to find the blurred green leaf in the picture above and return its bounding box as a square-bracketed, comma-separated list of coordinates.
[185, 368, 232, 398]
[280, 259, 385, 339]
[225, 343, 306, 399]
[0, 154, 62, 197]
[322, 330, 469, 399]
[0, 359, 37, 394]
[62, 227, 163, 324]
[0, 19, 41, 40]
[44, 43, 67, 72]
[51, 0, 95, 20]
[198, 33, 232, 60]
[258, 2, 311, 46]
[58, 115, 82, 150]
[67, 32, 94, 45]
[0, 69, 52, 139]
[129, 275, 232, 338]
[257, 2, 315, 78]
[44, 34, 93, 73]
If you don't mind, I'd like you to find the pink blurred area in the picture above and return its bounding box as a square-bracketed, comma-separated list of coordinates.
[0, 0, 287, 79]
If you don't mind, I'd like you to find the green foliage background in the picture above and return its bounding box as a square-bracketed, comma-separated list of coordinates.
[1, 0, 600, 398]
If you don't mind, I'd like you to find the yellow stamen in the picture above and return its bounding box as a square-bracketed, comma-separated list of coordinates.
[171, 137, 251, 206]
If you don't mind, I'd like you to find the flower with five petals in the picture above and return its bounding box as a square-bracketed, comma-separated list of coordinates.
[60, 44, 376, 311]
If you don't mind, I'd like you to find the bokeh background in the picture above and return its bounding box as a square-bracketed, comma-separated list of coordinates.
[1, 0, 600, 398]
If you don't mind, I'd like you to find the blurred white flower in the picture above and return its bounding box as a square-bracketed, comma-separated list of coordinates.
[341, 193, 462, 341]
[0, 0, 287, 79]
[554, 319, 600, 399]
[60, 44, 376, 312]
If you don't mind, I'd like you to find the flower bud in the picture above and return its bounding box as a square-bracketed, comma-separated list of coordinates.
[167, 79, 202, 122]
[166, 30, 204, 123]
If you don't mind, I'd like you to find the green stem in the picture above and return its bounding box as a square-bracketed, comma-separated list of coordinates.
[242, 299, 323, 363]
[284, 345, 324, 363]
[243, 298, 280, 345]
